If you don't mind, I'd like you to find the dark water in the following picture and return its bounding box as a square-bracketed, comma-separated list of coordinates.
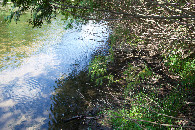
[49, 69, 117, 130]
[0, 9, 110, 129]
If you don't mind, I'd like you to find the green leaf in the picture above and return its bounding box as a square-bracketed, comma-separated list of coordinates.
[89, 0, 93, 13]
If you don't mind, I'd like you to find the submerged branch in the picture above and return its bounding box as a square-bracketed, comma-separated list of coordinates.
[62, 115, 97, 123]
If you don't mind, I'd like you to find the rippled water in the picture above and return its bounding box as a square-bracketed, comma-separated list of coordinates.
[0, 14, 110, 129]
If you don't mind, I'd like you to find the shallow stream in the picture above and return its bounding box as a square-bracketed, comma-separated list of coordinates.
[0, 10, 110, 129]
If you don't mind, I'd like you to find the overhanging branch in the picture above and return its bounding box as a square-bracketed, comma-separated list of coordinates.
[85, 15, 195, 20]
[51, 1, 195, 20]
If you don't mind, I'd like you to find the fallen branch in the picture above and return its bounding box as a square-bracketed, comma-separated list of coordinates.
[114, 116, 195, 129]
[62, 115, 97, 123]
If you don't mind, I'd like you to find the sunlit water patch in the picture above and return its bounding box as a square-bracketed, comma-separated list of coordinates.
[0, 19, 110, 129]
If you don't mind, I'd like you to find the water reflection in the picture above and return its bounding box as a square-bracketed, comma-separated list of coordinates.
[0, 15, 110, 129]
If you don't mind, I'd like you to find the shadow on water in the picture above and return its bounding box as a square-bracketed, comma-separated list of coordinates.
[49, 67, 122, 129]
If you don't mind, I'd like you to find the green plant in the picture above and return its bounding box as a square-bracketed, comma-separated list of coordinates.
[123, 64, 153, 85]
[102, 62, 187, 129]
[88, 55, 114, 85]
[165, 49, 195, 86]
[88, 39, 116, 86]
[104, 89, 186, 129]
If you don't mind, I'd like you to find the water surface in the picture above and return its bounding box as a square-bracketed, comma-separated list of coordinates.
[0, 9, 110, 129]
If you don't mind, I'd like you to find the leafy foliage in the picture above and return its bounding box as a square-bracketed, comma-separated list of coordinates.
[2, 0, 194, 27]
[104, 90, 185, 129]
[101, 60, 189, 129]
[88, 54, 115, 86]
[165, 49, 195, 86]
[89, 55, 107, 85]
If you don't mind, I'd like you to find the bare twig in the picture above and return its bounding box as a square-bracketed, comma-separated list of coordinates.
[131, 103, 195, 125]
[114, 116, 195, 128]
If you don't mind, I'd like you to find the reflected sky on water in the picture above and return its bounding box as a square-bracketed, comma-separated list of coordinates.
[0, 15, 110, 129]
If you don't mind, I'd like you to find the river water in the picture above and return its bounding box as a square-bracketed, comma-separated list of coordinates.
[0, 9, 110, 129]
